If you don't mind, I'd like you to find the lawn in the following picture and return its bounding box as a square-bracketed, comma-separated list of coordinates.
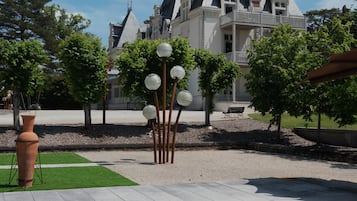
[0, 152, 91, 165]
[249, 113, 357, 130]
[0, 152, 137, 192]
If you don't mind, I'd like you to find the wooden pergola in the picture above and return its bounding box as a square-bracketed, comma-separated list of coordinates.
[307, 48, 357, 84]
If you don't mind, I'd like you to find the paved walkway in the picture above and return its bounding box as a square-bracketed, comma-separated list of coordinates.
[0, 102, 255, 125]
[1, 179, 357, 201]
[2, 150, 357, 200]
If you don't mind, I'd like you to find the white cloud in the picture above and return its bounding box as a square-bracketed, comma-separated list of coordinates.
[316, 0, 356, 10]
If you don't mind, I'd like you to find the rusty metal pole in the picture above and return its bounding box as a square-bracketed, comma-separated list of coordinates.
[171, 107, 182, 164]
[154, 91, 162, 164]
[162, 58, 167, 163]
[166, 80, 178, 162]
[150, 120, 157, 163]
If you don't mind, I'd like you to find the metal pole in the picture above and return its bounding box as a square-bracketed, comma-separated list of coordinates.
[166, 80, 178, 162]
[162, 58, 167, 163]
[150, 120, 157, 163]
[154, 91, 162, 164]
[171, 107, 182, 164]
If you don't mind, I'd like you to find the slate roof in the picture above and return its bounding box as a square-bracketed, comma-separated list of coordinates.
[111, 9, 140, 48]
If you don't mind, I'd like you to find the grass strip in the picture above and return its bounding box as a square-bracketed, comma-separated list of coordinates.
[0, 152, 91, 165]
[0, 166, 137, 192]
[249, 113, 357, 130]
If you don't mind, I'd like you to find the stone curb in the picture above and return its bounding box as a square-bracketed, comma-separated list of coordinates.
[1, 142, 356, 164]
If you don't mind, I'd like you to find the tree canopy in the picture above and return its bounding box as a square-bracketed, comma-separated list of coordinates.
[58, 33, 107, 128]
[0, 0, 90, 61]
[303, 18, 356, 127]
[247, 18, 356, 131]
[115, 37, 195, 105]
[246, 24, 308, 133]
[0, 39, 47, 98]
[194, 48, 241, 125]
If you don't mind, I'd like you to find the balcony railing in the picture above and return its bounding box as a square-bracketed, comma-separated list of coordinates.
[220, 11, 306, 30]
[225, 51, 249, 65]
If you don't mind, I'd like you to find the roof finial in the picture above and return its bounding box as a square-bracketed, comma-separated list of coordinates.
[128, 0, 132, 11]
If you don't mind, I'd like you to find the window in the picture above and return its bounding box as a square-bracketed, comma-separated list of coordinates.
[182, 0, 189, 21]
[274, 1, 287, 16]
[224, 34, 233, 53]
[114, 87, 120, 98]
[225, 5, 233, 13]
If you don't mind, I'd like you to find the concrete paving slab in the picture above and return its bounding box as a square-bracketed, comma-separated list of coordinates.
[54, 189, 93, 201]
[3, 191, 33, 201]
[1, 179, 357, 201]
[81, 188, 123, 201]
[31, 191, 63, 201]
[108, 186, 154, 201]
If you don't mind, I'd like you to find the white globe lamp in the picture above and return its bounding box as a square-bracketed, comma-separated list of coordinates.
[156, 43, 172, 58]
[177, 90, 193, 107]
[142, 105, 157, 120]
[170, 65, 185, 80]
[145, 73, 161, 91]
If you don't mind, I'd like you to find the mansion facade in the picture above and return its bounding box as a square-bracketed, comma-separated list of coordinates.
[107, 0, 306, 110]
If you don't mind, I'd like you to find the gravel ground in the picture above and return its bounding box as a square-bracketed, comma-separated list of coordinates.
[1, 117, 357, 162]
[0, 118, 312, 148]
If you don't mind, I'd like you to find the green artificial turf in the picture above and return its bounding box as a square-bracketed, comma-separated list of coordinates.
[0, 166, 137, 192]
[0, 152, 138, 192]
[249, 113, 357, 130]
[0, 152, 91, 165]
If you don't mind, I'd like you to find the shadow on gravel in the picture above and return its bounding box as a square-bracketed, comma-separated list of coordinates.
[34, 124, 148, 138]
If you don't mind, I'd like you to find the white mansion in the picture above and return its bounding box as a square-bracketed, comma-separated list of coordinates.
[107, 0, 306, 110]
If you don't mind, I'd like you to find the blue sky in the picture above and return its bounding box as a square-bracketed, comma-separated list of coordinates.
[50, 0, 356, 47]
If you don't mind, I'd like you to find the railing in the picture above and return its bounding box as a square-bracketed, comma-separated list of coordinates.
[220, 11, 306, 30]
[225, 51, 249, 64]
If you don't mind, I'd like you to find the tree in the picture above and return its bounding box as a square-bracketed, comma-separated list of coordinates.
[303, 18, 356, 128]
[305, 6, 357, 47]
[115, 37, 195, 105]
[305, 8, 342, 32]
[246, 24, 308, 134]
[194, 49, 241, 126]
[0, 0, 90, 127]
[35, 4, 91, 60]
[0, 0, 50, 40]
[58, 33, 107, 129]
[0, 1, 90, 65]
[0, 39, 48, 130]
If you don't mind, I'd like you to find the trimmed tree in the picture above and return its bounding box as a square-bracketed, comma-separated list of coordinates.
[0, 39, 48, 130]
[246, 24, 308, 134]
[194, 49, 241, 126]
[115, 37, 195, 106]
[58, 33, 107, 129]
[303, 18, 356, 127]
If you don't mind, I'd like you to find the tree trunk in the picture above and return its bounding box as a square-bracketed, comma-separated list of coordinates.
[204, 94, 211, 126]
[84, 104, 92, 129]
[277, 114, 281, 135]
[102, 96, 106, 125]
[317, 112, 321, 144]
[13, 90, 20, 131]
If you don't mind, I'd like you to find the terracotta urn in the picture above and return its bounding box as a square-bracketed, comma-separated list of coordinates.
[16, 114, 39, 188]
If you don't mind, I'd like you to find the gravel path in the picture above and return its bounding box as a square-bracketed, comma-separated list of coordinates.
[78, 150, 357, 185]
[1, 108, 357, 164]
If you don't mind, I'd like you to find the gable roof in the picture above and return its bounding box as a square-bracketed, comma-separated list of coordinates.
[112, 9, 140, 48]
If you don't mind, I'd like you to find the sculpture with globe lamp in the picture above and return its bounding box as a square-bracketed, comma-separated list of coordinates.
[143, 43, 192, 164]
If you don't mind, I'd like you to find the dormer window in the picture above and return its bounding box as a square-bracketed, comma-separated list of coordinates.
[274, 0, 287, 16]
[181, 0, 190, 21]
[225, 0, 236, 14]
